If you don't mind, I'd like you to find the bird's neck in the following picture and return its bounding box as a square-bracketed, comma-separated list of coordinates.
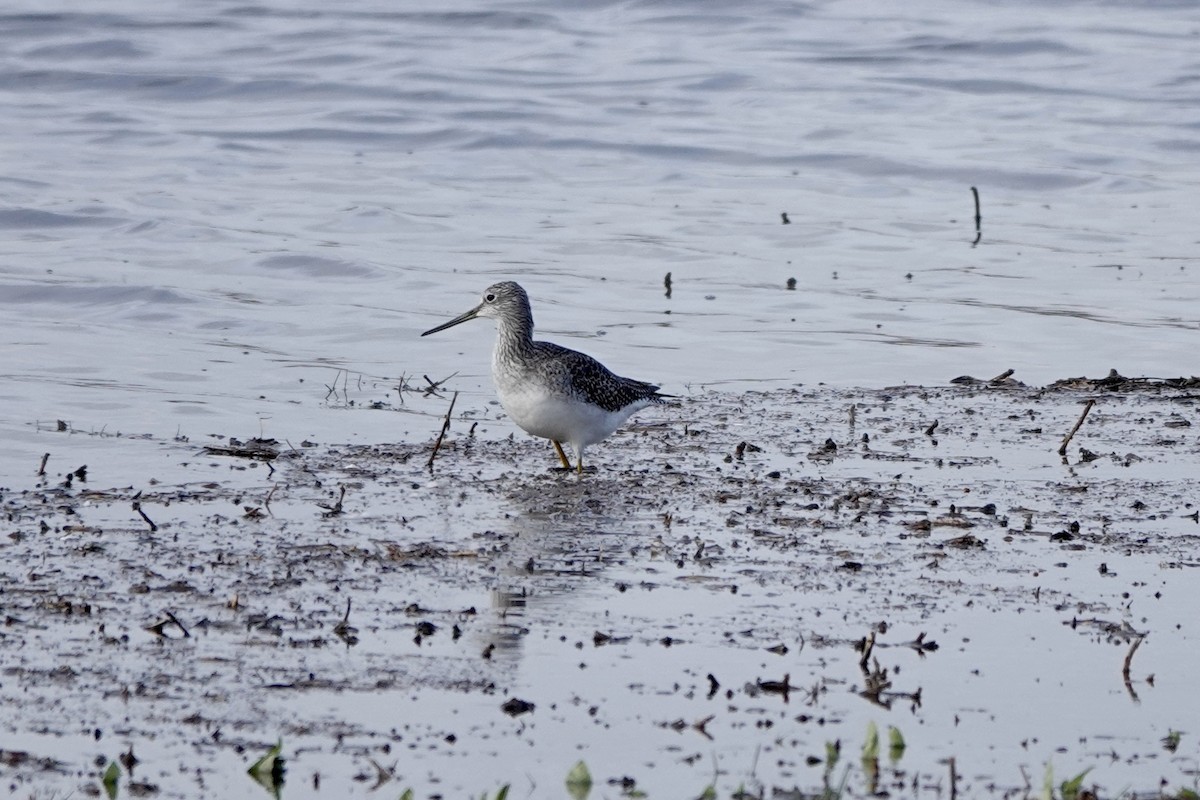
[493, 311, 536, 365]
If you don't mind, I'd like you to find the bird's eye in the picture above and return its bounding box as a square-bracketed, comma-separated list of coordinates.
[485, 293, 496, 303]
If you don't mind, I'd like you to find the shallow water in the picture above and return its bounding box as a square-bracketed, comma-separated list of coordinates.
[3, 0, 1200, 463]
[2, 2, 1199, 798]
[2, 383, 1199, 798]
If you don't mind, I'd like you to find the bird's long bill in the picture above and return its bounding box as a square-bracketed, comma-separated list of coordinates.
[421, 303, 482, 336]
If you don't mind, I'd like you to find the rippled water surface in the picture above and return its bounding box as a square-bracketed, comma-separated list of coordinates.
[3, 0, 1199, 448]
[1, 0, 1199, 796]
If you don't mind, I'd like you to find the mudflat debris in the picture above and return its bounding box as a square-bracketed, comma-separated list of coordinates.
[2, 379, 1197, 799]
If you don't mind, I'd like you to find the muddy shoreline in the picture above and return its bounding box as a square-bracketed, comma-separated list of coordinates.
[2, 379, 1198, 799]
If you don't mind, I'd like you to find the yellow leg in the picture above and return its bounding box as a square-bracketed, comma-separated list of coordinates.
[552, 440, 572, 470]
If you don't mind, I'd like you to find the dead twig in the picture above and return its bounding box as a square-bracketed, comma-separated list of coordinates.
[146, 610, 190, 638]
[970, 186, 982, 247]
[132, 492, 158, 532]
[37, 453, 49, 476]
[1122, 635, 1143, 679]
[318, 485, 346, 516]
[421, 372, 459, 397]
[395, 372, 413, 404]
[902, 632, 939, 655]
[757, 673, 793, 701]
[427, 391, 459, 470]
[163, 609, 191, 638]
[367, 758, 395, 791]
[1058, 398, 1096, 457]
[324, 368, 347, 402]
[857, 630, 876, 670]
[1122, 635, 1144, 701]
[333, 597, 359, 645]
[990, 368, 1015, 383]
[202, 437, 279, 461]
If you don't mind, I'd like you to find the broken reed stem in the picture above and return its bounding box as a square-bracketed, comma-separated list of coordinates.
[969, 186, 982, 246]
[132, 495, 158, 532]
[37, 453, 49, 476]
[1122, 635, 1143, 682]
[427, 391, 459, 470]
[163, 610, 191, 638]
[1058, 398, 1096, 456]
[949, 756, 958, 800]
[329, 486, 346, 514]
[989, 368, 1014, 383]
[858, 631, 876, 670]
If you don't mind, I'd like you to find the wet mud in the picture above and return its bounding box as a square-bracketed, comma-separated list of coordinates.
[2, 379, 1198, 799]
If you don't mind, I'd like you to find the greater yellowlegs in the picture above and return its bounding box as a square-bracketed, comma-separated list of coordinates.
[421, 281, 668, 473]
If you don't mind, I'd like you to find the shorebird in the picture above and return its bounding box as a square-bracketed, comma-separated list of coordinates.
[421, 281, 668, 473]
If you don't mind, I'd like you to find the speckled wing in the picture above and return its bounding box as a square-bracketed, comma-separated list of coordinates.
[532, 342, 665, 413]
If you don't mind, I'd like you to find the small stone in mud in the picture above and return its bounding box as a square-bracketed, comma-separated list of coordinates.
[734, 441, 762, 460]
[501, 697, 535, 717]
[610, 776, 639, 792]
